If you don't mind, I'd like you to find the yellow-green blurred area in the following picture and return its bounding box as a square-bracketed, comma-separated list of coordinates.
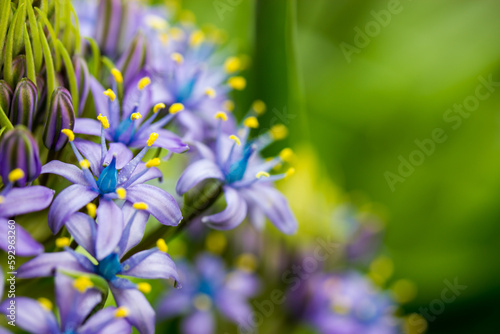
[180, 0, 500, 332]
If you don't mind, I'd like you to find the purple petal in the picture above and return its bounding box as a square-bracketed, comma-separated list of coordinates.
[202, 186, 246, 230]
[95, 199, 124, 260]
[130, 128, 189, 153]
[74, 118, 103, 137]
[0, 186, 54, 218]
[88, 77, 110, 120]
[176, 159, 224, 196]
[48, 184, 98, 234]
[156, 292, 192, 319]
[79, 307, 132, 334]
[41, 160, 87, 185]
[181, 311, 214, 334]
[0, 297, 58, 334]
[224, 271, 260, 298]
[120, 249, 180, 287]
[55, 273, 101, 331]
[17, 252, 92, 278]
[0, 218, 43, 256]
[66, 212, 97, 257]
[103, 143, 133, 169]
[110, 287, 155, 334]
[240, 185, 298, 235]
[196, 254, 226, 286]
[215, 291, 253, 325]
[127, 164, 162, 188]
[74, 139, 103, 176]
[126, 184, 182, 226]
[117, 202, 149, 257]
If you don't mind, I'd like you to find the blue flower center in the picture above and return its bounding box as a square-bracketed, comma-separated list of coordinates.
[225, 145, 254, 184]
[197, 279, 215, 298]
[96, 253, 122, 281]
[113, 117, 137, 145]
[96, 157, 118, 194]
[176, 76, 198, 103]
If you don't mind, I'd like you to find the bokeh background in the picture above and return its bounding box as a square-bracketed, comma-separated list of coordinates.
[179, 0, 500, 332]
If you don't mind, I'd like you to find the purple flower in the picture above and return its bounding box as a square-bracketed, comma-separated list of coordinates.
[0, 126, 42, 187]
[291, 272, 400, 334]
[176, 112, 297, 234]
[0, 272, 131, 334]
[17, 205, 180, 334]
[146, 23, 240, 141]
[41, 125, 182, 234]
[0, 169, 54, 257]
[74, 74, 188, 153]
[157, 254, 259, 334]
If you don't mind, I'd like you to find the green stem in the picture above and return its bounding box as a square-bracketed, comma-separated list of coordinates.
[122, 179, 223, 260]
[0, 105, 14, 131]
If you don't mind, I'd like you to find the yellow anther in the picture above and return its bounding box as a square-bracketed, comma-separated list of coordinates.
[137, 282, 152, 294]
[116, 187, 127, 200]
[146, 15, 168, 30]
[111, 68, 123, 84]
[114, 307, 129, 318]
[206, 231, 227, 254]
[130, 112, 142, 121]
[270, 124, 288, 140]
[215, 111, 228, 121]
[169, 103, 184, 114]
[86, 203, 97, 218]
[252, 100, 266, 115]
[243, 116, 259, 129]
[73, 276, 94, 293]
[61, 129, 75, 142]
[146, 158, 161, 168]
[0, 196, 4, 204]
[279, 148, 294, 163]
[223, 100, 235, 112]
[171, 52, 184, 64]
[189, 30, 205, 47]
[157, 238, 168, 253]
[8, 169, 24, 183]
[153, 103, 166, 114]
[103, 89, 116, 102]
[391, 279, 417, 304]
[369, 256, 394, 284]
[227, 76, 246, 90]
[79, 160, 90, 169]
[256, 171, 270, 179]
[97, 114, 110, 129]
[147, 132, 159, 147]
[55, 237, 71, 248]
[38, 298, 53, 311]
[193, 294, 212, 311]
[224, 56, 242, 73]
[236, 253, 258, 273]
[159, 32, 169, 45]
[205, 87, 216, 98]
[285, 167, 295, 179]
[138, 77, 151, 90]
[133, 202, 148, 210]
[169, 27, 185, 41]
[229, 135, 241, 146]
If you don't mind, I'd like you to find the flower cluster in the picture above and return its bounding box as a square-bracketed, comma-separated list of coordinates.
[0, 1, 411, 334]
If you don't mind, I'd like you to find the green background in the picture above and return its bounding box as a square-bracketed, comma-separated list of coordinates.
[183, 0, 500, 332]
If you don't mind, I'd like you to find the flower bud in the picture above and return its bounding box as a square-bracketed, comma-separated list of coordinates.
[0, 80, 13, 114]
[9, 78, 38, 130]
[11, 55, 27, 87]
[95, 0, 126, 57]
[0, 126, 42, 187]
[43, 87, 75, 151]
[116, 32, 148, 87]
[73, 56, 90, 116]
